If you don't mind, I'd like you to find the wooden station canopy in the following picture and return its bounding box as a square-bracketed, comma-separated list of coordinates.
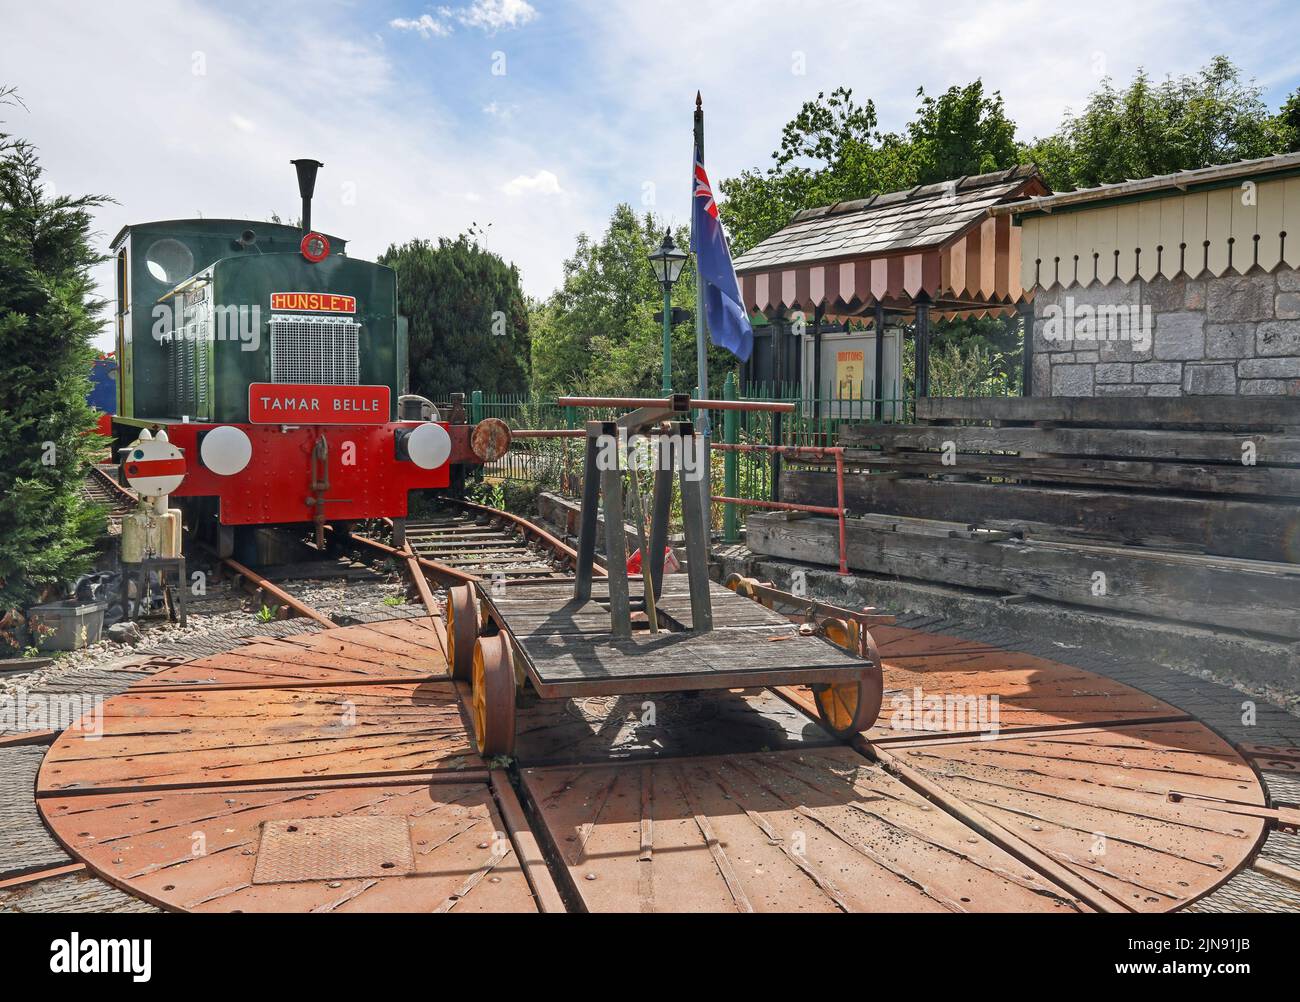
[733, 165, 1050, 322]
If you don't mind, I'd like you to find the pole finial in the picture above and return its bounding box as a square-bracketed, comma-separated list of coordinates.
[695, 91, 702, 109]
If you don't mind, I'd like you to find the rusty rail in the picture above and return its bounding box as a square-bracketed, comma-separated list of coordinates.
[346, 527, 479, 587]
[222, 557, 336, 627]
[86, 464, 138, 511]
[439, 498, 597, 572]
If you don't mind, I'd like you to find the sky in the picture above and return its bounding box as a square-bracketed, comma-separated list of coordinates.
[3, 0, 1300, 351]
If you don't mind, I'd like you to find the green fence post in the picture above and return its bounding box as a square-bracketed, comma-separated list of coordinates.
[470, 389, 484, 424]
[723, 372, 739, 543]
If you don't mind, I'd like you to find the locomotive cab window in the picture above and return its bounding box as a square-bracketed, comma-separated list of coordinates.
[116, 248, 128, 317]
[144, 237, 195, 284]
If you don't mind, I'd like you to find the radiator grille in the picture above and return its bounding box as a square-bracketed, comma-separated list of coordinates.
[270, 314, 361, 385]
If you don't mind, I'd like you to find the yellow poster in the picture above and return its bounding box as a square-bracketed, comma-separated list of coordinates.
[836, 350, 864, 397]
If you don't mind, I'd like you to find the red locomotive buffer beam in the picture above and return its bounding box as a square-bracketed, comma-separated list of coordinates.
[159, 421, 480, 526]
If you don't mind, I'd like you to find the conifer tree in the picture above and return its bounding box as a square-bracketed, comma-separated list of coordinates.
[0, 87, 107, 628]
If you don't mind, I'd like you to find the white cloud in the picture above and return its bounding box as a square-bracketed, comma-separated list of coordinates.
[501, 170, 564, 197]
[448, 0, 538, 33]
[229, 113, 255, 132]
[482, 101, 515, 120]
[0, 0, 581, 351]
[389, 14, 451, 38]
[391, 1, 537, 39]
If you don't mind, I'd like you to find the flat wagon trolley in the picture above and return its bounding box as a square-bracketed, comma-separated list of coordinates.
[441, 395, 884, 755]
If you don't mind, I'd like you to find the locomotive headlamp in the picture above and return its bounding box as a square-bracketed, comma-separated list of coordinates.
[199, 426, 253, 476]
[402, 422, 452, 470]
[300, 231, 331, 263]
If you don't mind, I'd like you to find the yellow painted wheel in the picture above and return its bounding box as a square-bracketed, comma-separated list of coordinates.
[812, 623, 883, 740]
[445, 585, 478, 680]
[724, 574, 760, 601]
[471, 634, 516, 757]
[819, 616, 860, 655]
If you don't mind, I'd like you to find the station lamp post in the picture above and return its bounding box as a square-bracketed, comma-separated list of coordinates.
[647, 230, 688, 394]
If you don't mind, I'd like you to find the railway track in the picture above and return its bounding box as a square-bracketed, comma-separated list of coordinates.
[81, 464, 137, 526]
[404, 506, 573, 581]
[345, 499, 603, 590]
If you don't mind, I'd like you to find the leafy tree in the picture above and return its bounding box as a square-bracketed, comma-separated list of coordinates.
[0, 86, 106, 622]
[379, 232, 529, 402]
[907, 81, 1020, 184]
[1023, 56, 1282, 189]
[1278, 88, 1300, 152]
[719, 82, 1026, 391]
[719, 82, 1021, 255]
[530, 203, 734, 398]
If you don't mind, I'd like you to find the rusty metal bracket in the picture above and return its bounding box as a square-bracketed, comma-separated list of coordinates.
[1167, 791, 1300, 833]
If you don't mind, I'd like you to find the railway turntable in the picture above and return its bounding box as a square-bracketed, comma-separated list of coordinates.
[443, 395, 883, 755]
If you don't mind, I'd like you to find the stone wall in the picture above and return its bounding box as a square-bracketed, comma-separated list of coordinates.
[1030, 269, 1300, 397]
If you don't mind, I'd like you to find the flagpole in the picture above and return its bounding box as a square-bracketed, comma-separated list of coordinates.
[694, 92, 709, 429]
[693, 92, 712, 542]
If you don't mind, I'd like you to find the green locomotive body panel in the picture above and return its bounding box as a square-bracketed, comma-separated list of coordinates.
[110, 219, 353, 422]
[193, 253, 400, 423]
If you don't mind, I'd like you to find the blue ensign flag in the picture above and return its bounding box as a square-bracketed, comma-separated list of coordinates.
[691, 144, 753, 362]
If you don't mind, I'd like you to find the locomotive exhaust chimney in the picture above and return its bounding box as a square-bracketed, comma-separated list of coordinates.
[290, 158, 324, 234]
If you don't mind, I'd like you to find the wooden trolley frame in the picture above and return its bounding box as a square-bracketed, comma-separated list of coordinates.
[444, 395, 884, 755]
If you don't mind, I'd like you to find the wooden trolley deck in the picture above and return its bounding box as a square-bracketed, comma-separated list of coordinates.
[480, 577, 865, 698]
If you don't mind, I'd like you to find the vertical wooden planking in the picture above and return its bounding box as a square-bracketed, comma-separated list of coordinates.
[1255, 179, 1285, 273]
[870, 258, 888, 301]
[1205, 187, 1234, 276]
[1017, 222, 1036, 292]
[1231, 176, 1259, 272]
[1008, 222, 1023, 300]
[1115, 203, 1140, 282]
[809, 266, 825, 309]
[1137, 199, 1163, 280]
[979, 217, 997, 297]
[1281, 177, 1300, 269]
[1053, 212, 1077, 287]
[903, 253, 923, 298]
[1158, 195, 1184, 279]
[839, 261, 856, 305]
[1073, 209, 1097, 286]
[1092, 205, 1119, 284]
[1182, 191, 1208, 276]
[1035, 214, 1059, 289]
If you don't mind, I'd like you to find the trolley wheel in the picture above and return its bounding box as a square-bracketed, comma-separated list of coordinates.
[471, 634, 517, 757]
[724, 574, 760, 600]
[445, 585, 479, 680]
[811, 622, 884, 739]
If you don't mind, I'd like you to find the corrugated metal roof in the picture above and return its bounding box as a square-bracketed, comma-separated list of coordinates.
[734, 165, 1041, 273]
